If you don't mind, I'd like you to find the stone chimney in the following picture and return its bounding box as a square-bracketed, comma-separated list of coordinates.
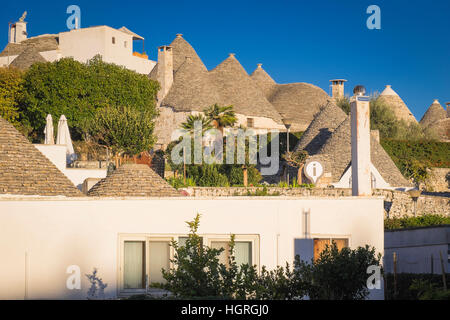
[446, 102, 450, 118]
[9, 21, 27, 44]
[157, 45, 174, 102]
[351, 85, 371, 196]
[330, 79, 347, 99]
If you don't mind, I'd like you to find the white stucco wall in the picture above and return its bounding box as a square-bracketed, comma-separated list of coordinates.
[34, 144, 107, 190]
[0, 55, 18, 67]
[58, 26, 155, 74]
[0, 196, 384, 300]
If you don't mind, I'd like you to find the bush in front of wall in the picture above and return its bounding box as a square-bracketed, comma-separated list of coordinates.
[384, 214, 450, 230]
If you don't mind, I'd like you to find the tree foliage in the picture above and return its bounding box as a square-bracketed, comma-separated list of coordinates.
[88, 105, 157, 156]
[154, 215, 381, 300]
[19, 56, 159, 141]
[0, 67, 23, 125]
[203, 104, 237, 132]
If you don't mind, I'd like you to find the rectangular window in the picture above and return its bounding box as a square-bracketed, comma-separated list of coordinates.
[124, 41, 127, 48]
[210, 241, 252, 267]
[112, 37, 115, 44]
[247, 118, 254, 128]
[313, 238, 348, 261]
[148, 241, 170, 284]
[123, 241, 145, 289]
[120, 235, 258, 293]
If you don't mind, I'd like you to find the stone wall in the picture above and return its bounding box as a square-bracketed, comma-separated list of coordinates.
[423, 167, 450, 192]
[185, 187, 449, 218]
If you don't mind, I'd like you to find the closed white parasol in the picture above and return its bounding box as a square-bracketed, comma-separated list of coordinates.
[44, 114, 54, 144]
[56, 115, 77, 164]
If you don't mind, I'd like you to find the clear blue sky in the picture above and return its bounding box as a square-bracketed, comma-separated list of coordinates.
[2, 0, 449, 120]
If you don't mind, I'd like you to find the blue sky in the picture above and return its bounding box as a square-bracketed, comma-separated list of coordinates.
[2, 0, 449, 120]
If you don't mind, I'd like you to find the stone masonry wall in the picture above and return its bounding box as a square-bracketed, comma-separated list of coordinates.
[423, 167, 450, 192]
[185, 187, 449, 218]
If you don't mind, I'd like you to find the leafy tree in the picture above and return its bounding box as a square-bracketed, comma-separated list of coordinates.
[336, 96, 350, 115]
[296, 243, 382, 300]
[88, 105, 157, 157]
[0, 67, 23, 125]
[20, 56, 159, 141]
[203, 104, 237, 133]
[283, 149, 308, 183]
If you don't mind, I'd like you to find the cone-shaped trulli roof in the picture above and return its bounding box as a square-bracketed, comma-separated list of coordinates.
[160, 56, 222, 112]
[170, 34, 207, 73]
[9, 46, 46, 70]
[377, 85, 417, 124]
[209, 54, 283, 122]
[268, 82, 330, 131]
[250, 64, 276, 97]
[294, 101, 347, 155]
[316, 116, 412, 187]
[88, 164, 181, 197]
[250, 64, 330, 131]
[0, 35, 59, 57]
[420, 99, 447, 128]
[148, 34, 207, 82]
[0, 117, 81, 196]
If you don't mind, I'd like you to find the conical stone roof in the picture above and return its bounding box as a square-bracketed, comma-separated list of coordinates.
[209, 54, 283, 122]
[251, 64, 330, 131]
[420, 99, 447, 128]
[294, 101, 347, 155]
[170, 34, 207, 73]
[250, 64, 276, 97]
[9, 46, 46, 70]
[378, 85, 417, 124]
[0, 117, 81, 196]
[316, 116, 412, 187]
[88, 164, 181, 197]
[160, 56, 222, 112]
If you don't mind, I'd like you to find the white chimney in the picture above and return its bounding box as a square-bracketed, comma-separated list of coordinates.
[157, 45, 174, 102]
[351, 85, 371, 196]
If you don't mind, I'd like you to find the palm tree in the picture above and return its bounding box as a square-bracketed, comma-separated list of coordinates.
[181, 114, 213, 135]
[203, 104, 237, 134]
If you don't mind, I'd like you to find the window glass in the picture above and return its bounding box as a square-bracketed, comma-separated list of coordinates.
[211, 241, 252, 267]
[124, 241, 145, 289]
[148, 241, 170, 284]
[235, 242, 252, 266]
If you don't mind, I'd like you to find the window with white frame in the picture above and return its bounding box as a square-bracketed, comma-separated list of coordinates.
[119, 234, 258, 292]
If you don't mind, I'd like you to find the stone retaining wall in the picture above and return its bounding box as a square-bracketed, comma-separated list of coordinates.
[185, 187, 449, 218]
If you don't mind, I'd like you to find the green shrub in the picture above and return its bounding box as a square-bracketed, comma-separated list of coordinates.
[20, 56, 159, 141]
[385, 273, 450, 300]
[228, 165, 262, 186]
[197, 165, 229, 187]
[384, 214, 450, 230]
[381, 139, 450, 169]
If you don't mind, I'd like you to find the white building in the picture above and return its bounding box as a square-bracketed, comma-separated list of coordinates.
[0, 93, 386, 300]
[0, 14, 155, 74]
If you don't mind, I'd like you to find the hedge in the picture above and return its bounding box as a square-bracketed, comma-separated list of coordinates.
[381, 139, 450, 169]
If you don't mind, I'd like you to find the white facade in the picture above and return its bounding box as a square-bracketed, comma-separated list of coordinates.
[1, 25, 155, 75]
[34, 144, 107, 190]
[0, 196, 384, 300]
